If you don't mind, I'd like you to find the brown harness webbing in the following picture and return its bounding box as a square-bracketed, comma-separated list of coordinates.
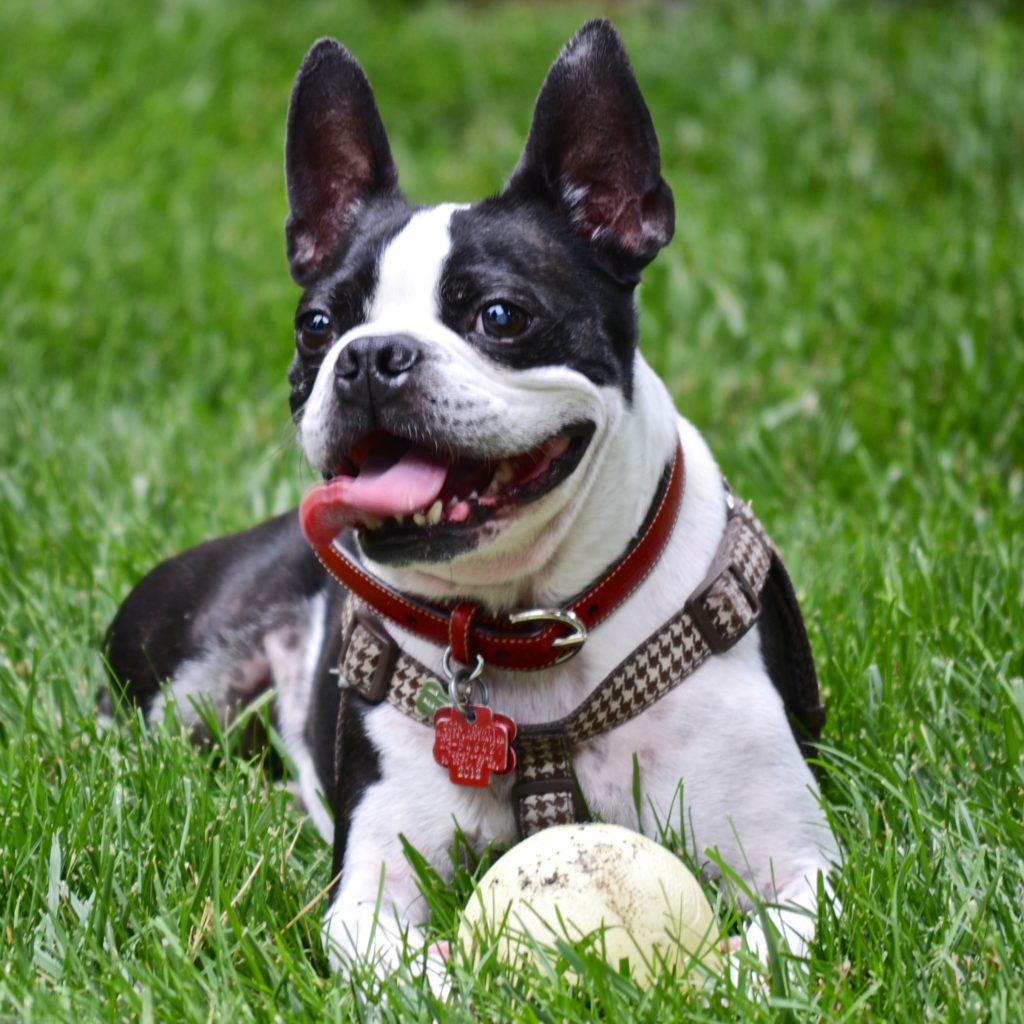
[332, 494, 823, 838]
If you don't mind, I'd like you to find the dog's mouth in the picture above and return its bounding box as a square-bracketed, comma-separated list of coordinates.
[300, 423, 595, 549]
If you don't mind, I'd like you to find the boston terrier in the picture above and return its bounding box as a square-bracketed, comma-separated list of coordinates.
[103, 20, 839, 983]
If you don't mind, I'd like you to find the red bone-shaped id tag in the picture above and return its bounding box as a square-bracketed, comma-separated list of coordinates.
[433, 706, 518, 788]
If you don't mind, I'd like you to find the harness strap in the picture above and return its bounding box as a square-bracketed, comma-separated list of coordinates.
[511, 733, 585, 837]
[333, 495, 822, 839]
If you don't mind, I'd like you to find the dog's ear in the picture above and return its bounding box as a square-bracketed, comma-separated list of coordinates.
[285, 39, 399, 285]
[504, 20, 674, 277]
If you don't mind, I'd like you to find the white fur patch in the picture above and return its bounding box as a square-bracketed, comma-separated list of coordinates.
[368, 204, 464, 323]
[298, 205, 462, 470]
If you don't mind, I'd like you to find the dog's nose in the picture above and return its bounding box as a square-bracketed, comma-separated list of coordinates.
[334, 334, 423, 405]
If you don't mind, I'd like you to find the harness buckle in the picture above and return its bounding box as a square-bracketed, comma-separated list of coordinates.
[344, 608, 402, 703]
[685, 561, 761, 654]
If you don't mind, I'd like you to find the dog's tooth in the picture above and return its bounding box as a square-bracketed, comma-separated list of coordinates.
[468, 490, 479, 502]
[426, 500, 443, 525]
[412, 512, 427, 527]
[394, 514, 405, 525]
[483, 458, 515, 497]
[363, 516, 384, 530]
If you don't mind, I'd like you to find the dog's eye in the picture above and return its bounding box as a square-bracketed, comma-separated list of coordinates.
[296, 310, 336, 352]
[476, 301, 531, 340]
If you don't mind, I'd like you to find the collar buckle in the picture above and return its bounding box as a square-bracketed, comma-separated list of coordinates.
[506, 607, 588, 664]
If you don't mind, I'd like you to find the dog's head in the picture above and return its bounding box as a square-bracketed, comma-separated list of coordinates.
[288, 21, 677, 601]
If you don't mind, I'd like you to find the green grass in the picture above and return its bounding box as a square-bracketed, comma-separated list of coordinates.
[2, 0, 1022, 1019]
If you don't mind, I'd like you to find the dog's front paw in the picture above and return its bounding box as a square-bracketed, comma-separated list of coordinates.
[718, 893, 823, 996]
[323, 901, 453, 1000]
[323, 899, 403, 971]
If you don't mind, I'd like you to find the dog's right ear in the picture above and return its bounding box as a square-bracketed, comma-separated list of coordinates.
[285, 39, 399, 286]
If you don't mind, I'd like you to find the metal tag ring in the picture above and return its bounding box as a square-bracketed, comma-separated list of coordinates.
[442, 646, 487, 719]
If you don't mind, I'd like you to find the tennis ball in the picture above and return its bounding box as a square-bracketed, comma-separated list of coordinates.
[459, 823, 720, 985]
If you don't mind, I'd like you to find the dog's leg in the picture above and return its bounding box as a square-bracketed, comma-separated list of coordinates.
[322, 705, 514, 990]
[102, 511, 331, 749]
[322, 817, 452, 994]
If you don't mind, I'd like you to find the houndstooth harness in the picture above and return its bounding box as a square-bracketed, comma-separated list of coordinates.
[329, 489, 824, 839]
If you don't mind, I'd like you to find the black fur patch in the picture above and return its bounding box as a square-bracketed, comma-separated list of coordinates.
[328, 690, 383, 889]
[306, 586, 347, 806]
[441, 198, 640, 400]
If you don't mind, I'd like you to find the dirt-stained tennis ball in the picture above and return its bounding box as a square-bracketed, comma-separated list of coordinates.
[459, 823, 720, 984]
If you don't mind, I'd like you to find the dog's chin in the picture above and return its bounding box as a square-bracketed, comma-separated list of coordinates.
[337, 421, 593, 569]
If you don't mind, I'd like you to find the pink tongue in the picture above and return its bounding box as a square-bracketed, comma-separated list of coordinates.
[300, 446, 449, 546]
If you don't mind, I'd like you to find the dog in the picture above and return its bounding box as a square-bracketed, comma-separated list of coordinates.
[103, 20, 839, 984]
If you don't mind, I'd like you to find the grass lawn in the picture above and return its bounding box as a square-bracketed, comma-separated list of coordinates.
[2, 0, 1022, 1019]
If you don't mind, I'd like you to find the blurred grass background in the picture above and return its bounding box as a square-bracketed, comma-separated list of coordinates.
[1, 0, 1022, 1020]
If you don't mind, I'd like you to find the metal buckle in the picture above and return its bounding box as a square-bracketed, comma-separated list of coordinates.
[684, 562, 761, 654]
[506, 607, 588, 664]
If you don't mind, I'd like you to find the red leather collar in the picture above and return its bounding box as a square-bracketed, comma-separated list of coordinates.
[304, 441, 684, 671]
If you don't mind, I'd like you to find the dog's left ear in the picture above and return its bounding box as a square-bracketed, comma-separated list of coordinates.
[504, 20, 674, 278]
